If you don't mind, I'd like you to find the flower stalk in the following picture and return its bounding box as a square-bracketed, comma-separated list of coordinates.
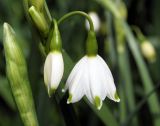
[58, 11, 98, 56]
[58, 11, 94, 31]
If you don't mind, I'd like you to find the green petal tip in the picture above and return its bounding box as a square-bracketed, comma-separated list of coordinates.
[67, 94, 72, 104]
[114, 92, 120, 102]
[48, 87, 56, 97]
[94, 96, 102, 110]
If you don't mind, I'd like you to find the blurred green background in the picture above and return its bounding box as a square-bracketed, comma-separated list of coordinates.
[0, 0, 160, 126]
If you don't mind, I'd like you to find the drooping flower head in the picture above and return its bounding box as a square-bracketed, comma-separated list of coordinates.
[44, 51, 64, 96]
[64, 29, 120, 110]
[44, 20, 64, 96]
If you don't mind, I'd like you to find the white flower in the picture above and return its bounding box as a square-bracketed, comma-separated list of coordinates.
[63, 55, 120, 110]
[44, 51, 64, 96]
[85, 12, 100, 32]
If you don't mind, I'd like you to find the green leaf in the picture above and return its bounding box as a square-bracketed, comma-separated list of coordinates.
[85, 98, 119, 126]
[0, 76, 16, 110]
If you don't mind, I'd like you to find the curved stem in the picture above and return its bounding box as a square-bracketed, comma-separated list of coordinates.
[58, 11, 98, 56]
[132, 26, 145, 41]
[58, 11, 94, 31]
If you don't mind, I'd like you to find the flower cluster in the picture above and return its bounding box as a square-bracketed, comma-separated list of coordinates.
[43, 13, 120, 110]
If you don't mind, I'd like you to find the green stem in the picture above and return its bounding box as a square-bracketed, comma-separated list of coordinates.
[58, 11, 98, 56]
[132, 26, 145, 42]
[122, 22, 160, 126]
[118, 45, 138, 126]
[105, 12, 117, 67]
[58, 11, 94, 31]
[95, 0, 121, 19]
[119, 84, 127, 124]
[114, 17, 138, 125]
[44, 0, 52, 22]
[124, 82, 160, 126]
[85, 98, 119, 126]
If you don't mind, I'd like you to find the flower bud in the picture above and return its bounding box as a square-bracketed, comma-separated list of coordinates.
[85, 12, 100, 32]
[3, 23, 39, 126]
[44, 52, 64, 96]
[29, 6, 49, 37]
[133, 26, 156, 62]
[3, 24, 26, 65]
[140, 40, 156, 62]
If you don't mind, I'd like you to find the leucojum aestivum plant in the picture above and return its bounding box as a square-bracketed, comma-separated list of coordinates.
[2, 0, 120, 125]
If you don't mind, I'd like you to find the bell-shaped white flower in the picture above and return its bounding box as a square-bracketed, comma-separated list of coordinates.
[63, 55, 120, 110]
[44, 51, 64, 96]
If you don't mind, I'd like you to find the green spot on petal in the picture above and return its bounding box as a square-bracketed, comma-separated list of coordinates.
[48, 86, 56, 97]
[67, 94, 72, 104]
[94, 96, 102, 110]
[114, 92, 120, 102]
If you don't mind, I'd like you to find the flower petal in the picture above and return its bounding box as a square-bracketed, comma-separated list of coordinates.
[97, 55, 114, 79]
[63, 56, 86, 92]
[50, 52, 64, 90]
[83, 58, 94, 104]
[97, 55, 120, 102]
[44, 52, 64, 96]
[88, 56, 103, 103]
[67, 57, 88, 103]
[44, 53, 52, 87]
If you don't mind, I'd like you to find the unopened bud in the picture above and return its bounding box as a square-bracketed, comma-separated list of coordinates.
[3, 23, 25, 65]
[3, 23, 39, 126]
[141, 41, 156, 62]
[85, 12, 100, 32]
[29, 6, 49, 37]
